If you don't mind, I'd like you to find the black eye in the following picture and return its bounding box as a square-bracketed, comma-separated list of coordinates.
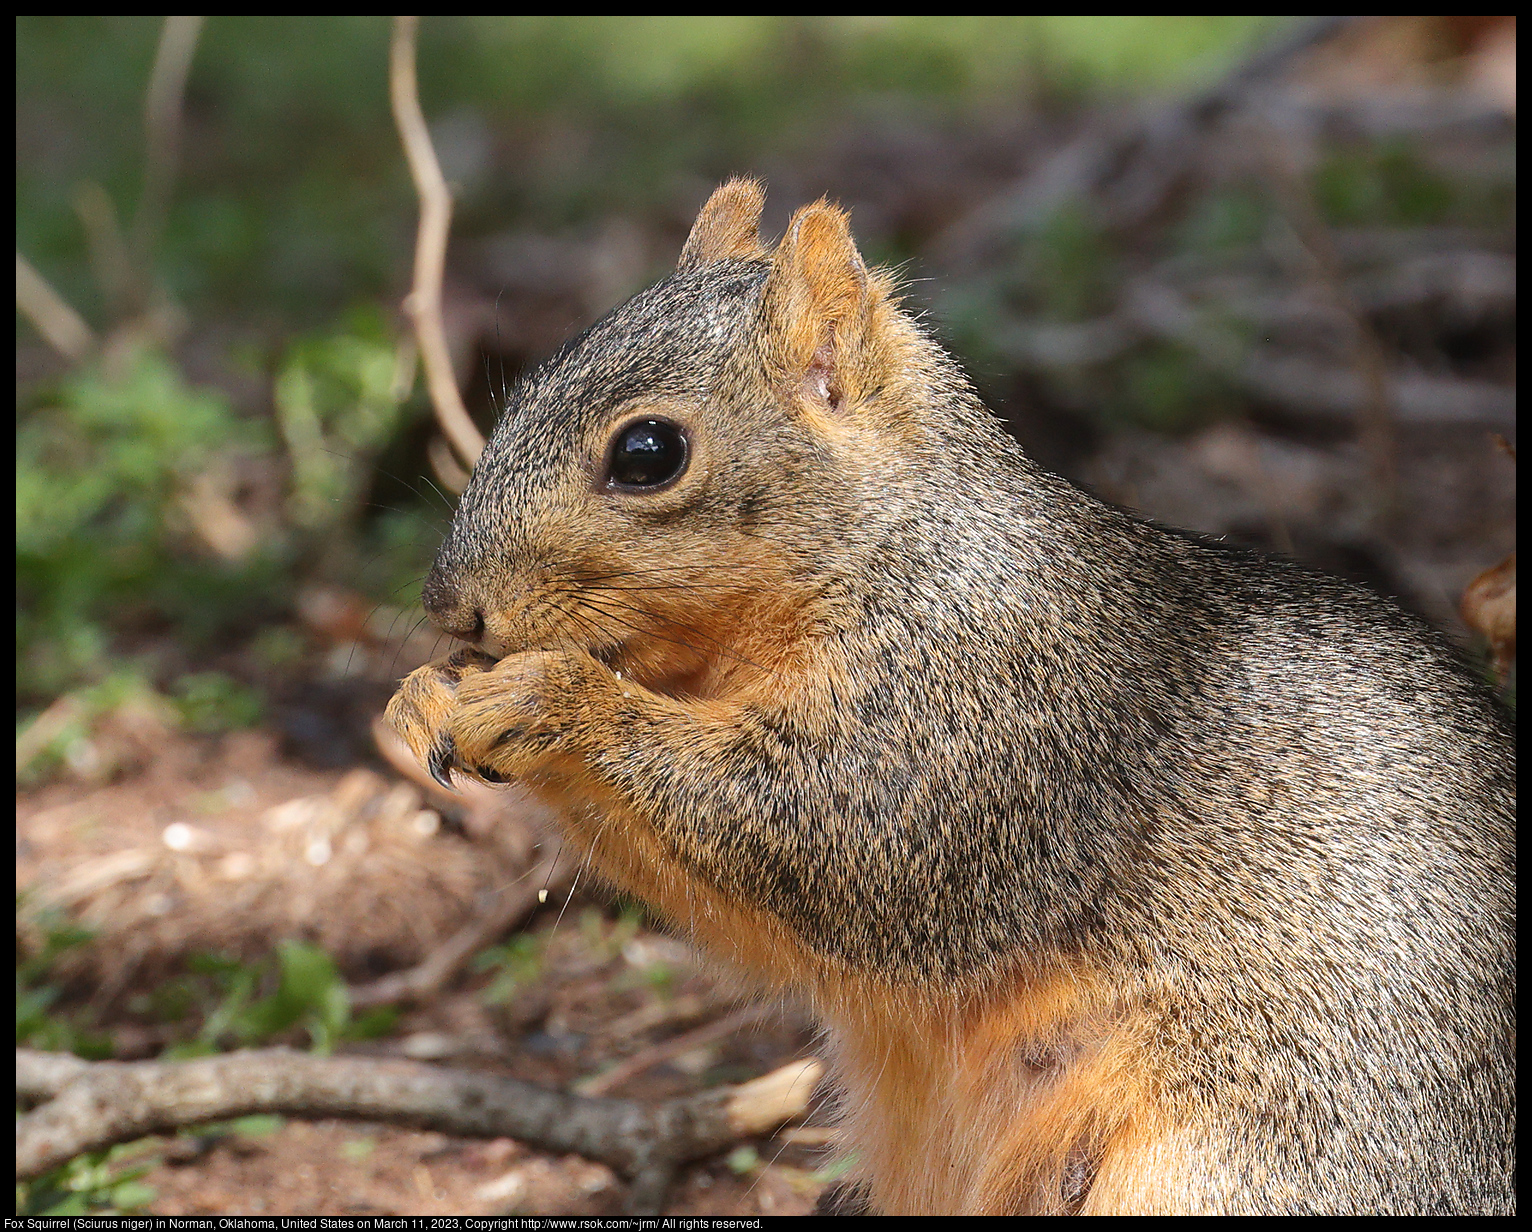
[607, 419, 689, 490]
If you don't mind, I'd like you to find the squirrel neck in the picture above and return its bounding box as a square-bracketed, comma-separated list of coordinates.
[717, 396, 1218, 985]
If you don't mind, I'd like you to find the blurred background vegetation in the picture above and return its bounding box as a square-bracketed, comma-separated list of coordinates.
[16, 14, 1516, 772]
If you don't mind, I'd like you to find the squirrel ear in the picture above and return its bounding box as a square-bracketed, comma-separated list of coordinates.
[760, 200, 871, 412]
[678, 177, 767, 269]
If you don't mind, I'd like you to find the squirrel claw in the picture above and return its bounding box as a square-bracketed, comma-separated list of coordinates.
[427, 736, 458, 789]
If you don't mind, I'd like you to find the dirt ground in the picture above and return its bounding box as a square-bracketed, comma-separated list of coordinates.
[17, 725, 831, 1217]
[136, 1118, 825, 1218]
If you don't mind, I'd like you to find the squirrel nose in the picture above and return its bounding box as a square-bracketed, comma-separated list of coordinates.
[421, 564, 485, 642]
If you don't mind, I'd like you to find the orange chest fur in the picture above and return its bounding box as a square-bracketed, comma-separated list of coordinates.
[822, 974, 1175, 1215]
[551, 793, 1178, 1215]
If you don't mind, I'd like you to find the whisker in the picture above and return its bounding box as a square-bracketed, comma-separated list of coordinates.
[492, 287, 510, 416]
[579, 581, 730, 593]
[566, 563, 771, 585]
[371, 582, 433, 650]
[386, 609, 438, 678]
[570, 592, 747, 650]
[558, 605, 612, 656]
[319, 446, 457, 519]
[419, 473, 457, 516]
[570, 596, 766, 672]
[350, 499, 449, 537]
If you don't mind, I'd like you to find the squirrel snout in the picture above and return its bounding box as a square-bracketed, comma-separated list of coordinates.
[421, 565, 485, 642]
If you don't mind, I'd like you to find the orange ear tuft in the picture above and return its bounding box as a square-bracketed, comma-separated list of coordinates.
[760, 200, 872, 409]
[781, 204, 869, 333]
[678, 177, 767, 269]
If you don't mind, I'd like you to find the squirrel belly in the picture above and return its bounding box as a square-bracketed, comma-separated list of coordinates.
[388, 179, 1515, 1215]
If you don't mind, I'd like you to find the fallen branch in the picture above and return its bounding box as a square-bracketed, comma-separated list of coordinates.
[1235, 354, 1516, 429]
[389, 14, 485, 478]
[16, 1047, 823, 1215]
[16, 1050, 91, 1105]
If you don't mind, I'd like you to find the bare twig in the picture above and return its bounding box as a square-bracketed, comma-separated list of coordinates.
[131, 15, 204, 285]
[604, 991, 720, 1039]
[71, 181, 137, 322]
[427, 433, 472, 497]
[389, 15, 485, 474]
[15, 253, 97, 363]
[15, 1047, 823, 1214]
[348, 844, 578, 1010]
[575, 1005, 772, 1098]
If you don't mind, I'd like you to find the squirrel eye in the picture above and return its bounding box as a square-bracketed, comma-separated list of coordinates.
[607, 419, 689, 490]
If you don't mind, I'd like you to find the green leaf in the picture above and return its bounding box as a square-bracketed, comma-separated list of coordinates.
[231, 1114, 285, 1138]
[108, 1180, 158, 1211]
[726, 1145, 760, 1174]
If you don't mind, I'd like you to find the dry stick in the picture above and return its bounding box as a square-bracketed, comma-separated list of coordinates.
[361, 719, 579, 1009]
[990, 301, 1516, 428]
[389, 15, 485, 478]
[349, 845, 578, 1010]
[575, 1005, 773, 1098]
[15, 1047, 824, 1215]
[1072, 289, 1514, 430]
[72, 183, 136, 319]
[131, 15, 203, 291]
[606, 990, 719, 1039]
[426, 433, 473, 497]
[15, 253, 96, 364]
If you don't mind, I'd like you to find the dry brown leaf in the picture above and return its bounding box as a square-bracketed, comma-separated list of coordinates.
[1460, 552, 1516, 681]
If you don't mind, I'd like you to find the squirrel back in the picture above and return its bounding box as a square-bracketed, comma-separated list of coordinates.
[389, 179, 1515, 1214]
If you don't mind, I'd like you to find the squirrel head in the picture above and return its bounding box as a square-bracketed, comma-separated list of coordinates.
[424, 178, 940, 699]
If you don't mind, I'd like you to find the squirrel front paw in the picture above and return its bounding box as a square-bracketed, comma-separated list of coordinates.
[448, 649, 617, 785]
[385, 647, 500, 787]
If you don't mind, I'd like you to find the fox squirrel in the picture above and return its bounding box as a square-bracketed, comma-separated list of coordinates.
[387, 179, 1515, 1215]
